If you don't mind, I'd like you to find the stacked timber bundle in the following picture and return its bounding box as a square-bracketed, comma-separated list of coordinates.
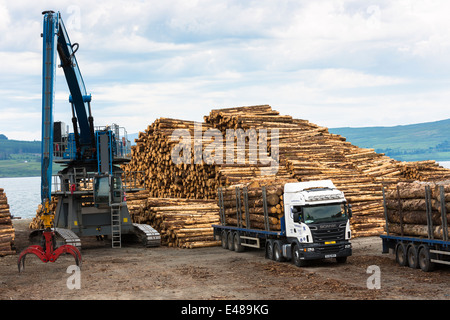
[398, 160, 450, 181]
[384, 181, 450, 239]
[144, 198, 220, 248]
[124, 118, 219, 199]
[125, 189, 151, 224]
[0, 188, 15, 256]
[220, 179, 297, 232]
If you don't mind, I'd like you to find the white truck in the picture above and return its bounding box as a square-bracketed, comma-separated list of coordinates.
[213, 180, 352, 266]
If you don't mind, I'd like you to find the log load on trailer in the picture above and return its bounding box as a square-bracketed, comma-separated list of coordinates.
[381, 181, 450, 272]
[213, 180, 352, 266]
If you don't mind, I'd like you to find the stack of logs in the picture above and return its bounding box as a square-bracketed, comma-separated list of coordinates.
[123, 105, 450, 239]
[0, 188, 15, 256]
[124, 118, 219, 200]
[384, 181, 450, 239]
[220, 179, 297, 231]
[126, 190, 220, 248]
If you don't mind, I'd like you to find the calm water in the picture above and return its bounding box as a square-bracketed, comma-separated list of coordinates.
[440, 161, 450, 169]
[0, 176, 40, 219]
[1, 161, 450, 219]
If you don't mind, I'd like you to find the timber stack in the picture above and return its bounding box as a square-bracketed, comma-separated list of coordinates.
[221, 179, 297, 231]
[0, 188, 15, 256]
[124, 105, 450, 239]
[384, 181, 450, 239]
[124, 118, 219, 199]
[126, 190, 220, 248]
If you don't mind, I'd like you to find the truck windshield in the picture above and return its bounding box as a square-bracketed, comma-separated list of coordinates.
[303, 204, 347, 224]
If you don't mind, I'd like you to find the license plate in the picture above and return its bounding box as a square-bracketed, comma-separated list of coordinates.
[324, 241, 336, 245]
[325, 254, 337, 258]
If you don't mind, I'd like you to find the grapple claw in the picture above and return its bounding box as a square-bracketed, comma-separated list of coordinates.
[17, 230, 82, 273]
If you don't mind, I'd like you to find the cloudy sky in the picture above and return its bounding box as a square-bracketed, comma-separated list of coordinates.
[1, 0, 450, 141]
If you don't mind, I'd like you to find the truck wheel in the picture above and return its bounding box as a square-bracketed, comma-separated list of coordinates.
[395, 242, 407, 266]
[418, 245, 435, 272]
[221, 230, 228, 249]
[407, 244, 419, 269]
[274, 241, 285, 262]
[233, 232, 244, 252]
[266, 240, 274, 260]
[227, 231, 234, 251]
[292, 244, 307, 267]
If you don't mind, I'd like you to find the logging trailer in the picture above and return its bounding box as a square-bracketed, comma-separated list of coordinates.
[381, 185, 450, 272]
[18, 11, 160, 271]
[213, 180, 352, 266]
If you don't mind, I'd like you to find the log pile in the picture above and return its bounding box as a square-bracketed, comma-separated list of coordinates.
[204, 106, 389, 236]
[123, 105, 450, 238]
[384, 181, 450, 239]
[124, 118, 219, 199]
[126, 190, 220, 248]
[0, 188, 15, 256]
[220, 179, 297, 231]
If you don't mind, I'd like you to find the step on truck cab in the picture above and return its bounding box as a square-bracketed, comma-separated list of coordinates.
[213, 180, 352, 266]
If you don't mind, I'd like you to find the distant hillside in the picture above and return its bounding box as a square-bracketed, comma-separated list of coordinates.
[330, 118, 450, 162]
[0, 138, 40, 160]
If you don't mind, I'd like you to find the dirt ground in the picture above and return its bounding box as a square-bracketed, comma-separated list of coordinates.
[0, 219, 449, 301]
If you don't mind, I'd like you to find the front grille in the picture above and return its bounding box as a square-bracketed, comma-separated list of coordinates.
[309, 223, 346, 243]
[316, 244, 345, 254]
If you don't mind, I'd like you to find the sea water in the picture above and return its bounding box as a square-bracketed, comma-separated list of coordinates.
[0, 176, 40, 219]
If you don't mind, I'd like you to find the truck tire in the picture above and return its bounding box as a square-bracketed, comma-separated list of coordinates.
[395, 242, 407, 266]
[418, 245, 435, 272]
[292, 244, 307, 267]
[407, 244, 419, 269]
[274, 241, 285, 262]
[221, 230, 228, 249]
[265, 240, 274, 260]
[233, 232, 244, 252]
[227, 231, 234, 251]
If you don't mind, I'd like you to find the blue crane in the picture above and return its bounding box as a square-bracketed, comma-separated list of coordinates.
[18, 11, 159, 272]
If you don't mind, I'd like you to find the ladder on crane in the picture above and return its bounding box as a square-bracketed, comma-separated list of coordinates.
[111, 204, 121, 248]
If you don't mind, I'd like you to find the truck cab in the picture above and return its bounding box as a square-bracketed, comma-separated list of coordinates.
[283, 180, 352, 264]
[214, 179, 352, 267]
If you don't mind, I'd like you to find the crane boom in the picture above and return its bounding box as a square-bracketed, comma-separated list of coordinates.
[41, 10, 96, 205]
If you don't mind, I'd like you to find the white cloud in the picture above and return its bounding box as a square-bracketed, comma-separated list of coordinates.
[2, 0, 450, 142]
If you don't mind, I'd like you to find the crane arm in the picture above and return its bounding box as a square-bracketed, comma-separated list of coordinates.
[41, 10, 96, 209]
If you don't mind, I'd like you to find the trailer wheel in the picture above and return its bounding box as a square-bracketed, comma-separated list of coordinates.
[227, 231, 234, 251]
[266, 240, 274, 260]
[395, 242, 407, 266]
[221, 230, 228, 249]
[233, 232, 244, 252]
[407, 244, 419, 269]
[274, 241, 285, 262]
[418, 245, 435, 272]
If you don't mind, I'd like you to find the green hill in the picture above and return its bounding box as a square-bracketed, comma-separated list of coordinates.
[0, 138, 42, 177]
[329, 118, 450, 162]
